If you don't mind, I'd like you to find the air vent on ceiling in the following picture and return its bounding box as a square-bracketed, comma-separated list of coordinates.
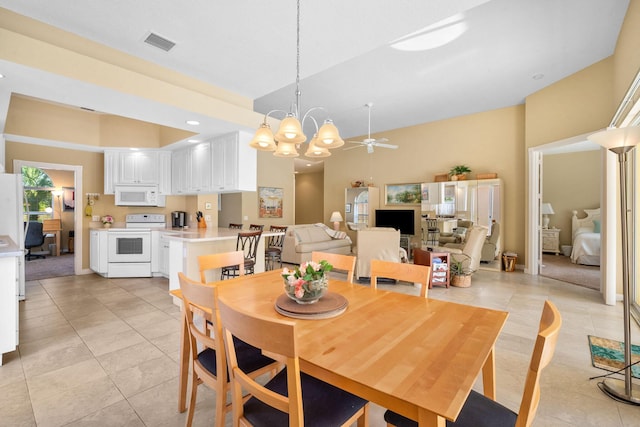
[144, 32, 176, 52]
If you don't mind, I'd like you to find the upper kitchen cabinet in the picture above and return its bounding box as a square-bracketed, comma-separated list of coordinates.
[171, 142, 213, 194]
[211, 131, 256, 193]
[104, 150, 172, 194]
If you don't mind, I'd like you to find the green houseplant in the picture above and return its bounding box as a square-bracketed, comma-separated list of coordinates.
[449, 165, 471, 181]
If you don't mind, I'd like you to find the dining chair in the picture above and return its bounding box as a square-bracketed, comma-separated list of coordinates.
[370, 259, 431, 298]
[249, 224, 264, 231]
[384, 300, 562, 427]
[177, 272, 281, 427]
[228, 223, 243, 229]
[217, 297, 370, 427]
[198, 251, 245, 284]
[221, 230, 262, 279]
[265, 225, 288, 271]
[311, 251, 356, 284]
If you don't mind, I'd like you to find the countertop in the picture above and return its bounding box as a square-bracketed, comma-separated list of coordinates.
[89, 226, 283, 243]
[0, 235, 23, 258]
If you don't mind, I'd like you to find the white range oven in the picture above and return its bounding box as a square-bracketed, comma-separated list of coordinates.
[103, 214, 166, 278]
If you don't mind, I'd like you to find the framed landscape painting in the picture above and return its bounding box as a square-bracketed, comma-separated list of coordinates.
[258, 187, 283, 218]
[385, 183, 421, 205]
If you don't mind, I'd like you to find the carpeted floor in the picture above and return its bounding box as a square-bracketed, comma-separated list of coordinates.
[24, 252, 75, 281]
[540, 253, 600, 290]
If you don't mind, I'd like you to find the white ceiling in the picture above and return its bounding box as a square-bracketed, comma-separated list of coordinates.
[0, 0, 629, 162]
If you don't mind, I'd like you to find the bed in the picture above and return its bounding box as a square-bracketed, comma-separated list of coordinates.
[570, 208, 601, 266]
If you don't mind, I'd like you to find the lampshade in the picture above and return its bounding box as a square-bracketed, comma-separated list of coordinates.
[541, 203, 555, 215]
[249, 123, 277, 151]
[330, 211, 343, 222]
[587, 126, 640, 150]
[273, 141, 299, 158]
[304, 135, 331, 158]
[274, 115, 307, 145]
[315, 119, 345, 149]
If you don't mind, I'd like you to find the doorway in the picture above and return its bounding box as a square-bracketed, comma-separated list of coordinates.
[15, 159, 83, 279]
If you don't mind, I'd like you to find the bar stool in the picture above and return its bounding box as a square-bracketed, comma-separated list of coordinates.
[228, 223, 243, 229]
[265, 225, 287, 270]
[424, 218, 439, 246]
[221, 230, 262, 279]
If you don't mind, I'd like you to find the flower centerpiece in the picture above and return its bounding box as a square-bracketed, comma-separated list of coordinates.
[282, 260, 333, 304]
[102, 215, 114, 228]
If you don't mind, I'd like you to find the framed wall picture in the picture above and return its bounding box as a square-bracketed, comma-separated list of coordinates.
[385, 183, 421, 205]
[345, 203, 352, 213]
[258, 187, 283, 218]
[62, 187, 75, 211]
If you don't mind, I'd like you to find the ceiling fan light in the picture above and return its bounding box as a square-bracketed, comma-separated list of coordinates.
[274, 141, 300, 158]
[316, 119, 344, 149]
[274, 115, 306, 144]
[249, 123, 277, 151]
[305, 135, 331, 158]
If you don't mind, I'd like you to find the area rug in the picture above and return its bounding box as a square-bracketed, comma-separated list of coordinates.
[588, 335, 640, 378]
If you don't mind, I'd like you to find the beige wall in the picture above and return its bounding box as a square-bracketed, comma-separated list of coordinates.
[295, 172, 324, 225]
[543, 150, 602, 246]
[324, 105, 525, 256]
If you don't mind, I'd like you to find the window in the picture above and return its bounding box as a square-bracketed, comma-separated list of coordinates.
[22, 166, 55, 222]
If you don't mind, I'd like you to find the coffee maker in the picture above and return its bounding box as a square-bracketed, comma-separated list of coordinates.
[171, 211, 187, 228]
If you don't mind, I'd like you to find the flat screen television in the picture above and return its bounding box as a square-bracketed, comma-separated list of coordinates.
[375, 209, 415, 235]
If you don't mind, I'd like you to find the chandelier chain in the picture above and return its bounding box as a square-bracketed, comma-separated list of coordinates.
[295, 0, 301, 116]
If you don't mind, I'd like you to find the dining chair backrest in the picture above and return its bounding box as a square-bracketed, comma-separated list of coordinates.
[237, 230, 262, 263]
[516, 300, 562, 426]
[249, 224, 264, 231]
[370, 259, 431, 297]
[311, 251, 356, 284]
[198, 251, 245, 284]
[229, 223, 243, 229]
[218, 297, 368, 427]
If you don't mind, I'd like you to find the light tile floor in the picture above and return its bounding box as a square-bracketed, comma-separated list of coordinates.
[2, 270, 640, 426]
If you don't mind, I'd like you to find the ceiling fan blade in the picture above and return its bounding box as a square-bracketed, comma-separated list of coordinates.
[373, 138, 389, 144]
[343, 144, 365, 151]
[375, 143, 398, 149]
[346, 140, 366, 145]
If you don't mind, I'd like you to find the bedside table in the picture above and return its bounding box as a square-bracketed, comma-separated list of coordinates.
[542, 228, 561, 255]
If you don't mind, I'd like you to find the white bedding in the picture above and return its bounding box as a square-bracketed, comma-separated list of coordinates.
[570, 208, 601, 266]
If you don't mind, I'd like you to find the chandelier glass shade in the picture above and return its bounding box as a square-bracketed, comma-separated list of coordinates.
[249, 0, 342, 157]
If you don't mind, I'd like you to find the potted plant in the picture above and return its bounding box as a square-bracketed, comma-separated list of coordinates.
[449, 165, 471, 181]
[450, 256, 473, 287]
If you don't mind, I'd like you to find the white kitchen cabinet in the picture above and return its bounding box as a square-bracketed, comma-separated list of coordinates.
[119, 151, 158, 184]
[0, 248, 19, 366]
[104, 151, 119, 194]
[158, 233, 171, 277]
[211, 131, 256, 192]
[90, 229, 108, 274]
[171, 142, 213, 194]
[158, 151, 172, 195]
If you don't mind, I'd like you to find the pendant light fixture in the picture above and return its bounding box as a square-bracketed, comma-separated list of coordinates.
[249, 0, 344, 157]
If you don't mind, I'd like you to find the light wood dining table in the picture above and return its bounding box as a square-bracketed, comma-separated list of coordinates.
[171, 269, 508, 426]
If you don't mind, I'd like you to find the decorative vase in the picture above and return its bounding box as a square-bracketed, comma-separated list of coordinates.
[284, 276, 328, 304]
[103, 223, 111, 229]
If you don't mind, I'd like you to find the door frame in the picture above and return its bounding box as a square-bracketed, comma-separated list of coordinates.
[527, 132, 616, 305]
[14, 159, 84, 276]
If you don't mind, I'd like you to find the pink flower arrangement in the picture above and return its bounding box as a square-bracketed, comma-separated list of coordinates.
[282, 260, 333, 301]
[102, 215, 114, 225]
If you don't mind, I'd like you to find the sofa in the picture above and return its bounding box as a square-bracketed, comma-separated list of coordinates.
[281, 224, 352, 265]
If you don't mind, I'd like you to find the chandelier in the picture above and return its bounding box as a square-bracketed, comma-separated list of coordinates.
[249, 0, 344, 158]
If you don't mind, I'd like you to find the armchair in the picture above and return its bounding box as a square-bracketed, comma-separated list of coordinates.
[481, 222, 501, 262]
[355, 227, 402, 280]
[431, 226, 488, 274]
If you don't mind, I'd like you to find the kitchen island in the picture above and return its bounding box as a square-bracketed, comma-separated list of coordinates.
[162, 227, 284, 295]
[0, 236, 22, 365]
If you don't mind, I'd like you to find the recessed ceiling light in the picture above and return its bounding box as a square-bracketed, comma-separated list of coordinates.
[532, 73, 544, 80]
[186, 120, 200, 126]
[0, 74, 5, 79]
[306, 163, 312, 167]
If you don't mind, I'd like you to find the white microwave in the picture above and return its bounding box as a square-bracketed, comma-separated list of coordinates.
[114, 184, 166, 207]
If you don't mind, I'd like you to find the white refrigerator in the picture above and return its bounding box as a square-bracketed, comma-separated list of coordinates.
[0, 173, 25, 300]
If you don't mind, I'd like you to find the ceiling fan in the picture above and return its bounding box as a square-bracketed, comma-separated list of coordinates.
[344, 103, 398, 154]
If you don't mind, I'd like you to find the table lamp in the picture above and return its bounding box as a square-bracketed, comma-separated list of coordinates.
[330, 211, 343, 231]
[541, 203, 554, 229]
[587, 125, 640, 405]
